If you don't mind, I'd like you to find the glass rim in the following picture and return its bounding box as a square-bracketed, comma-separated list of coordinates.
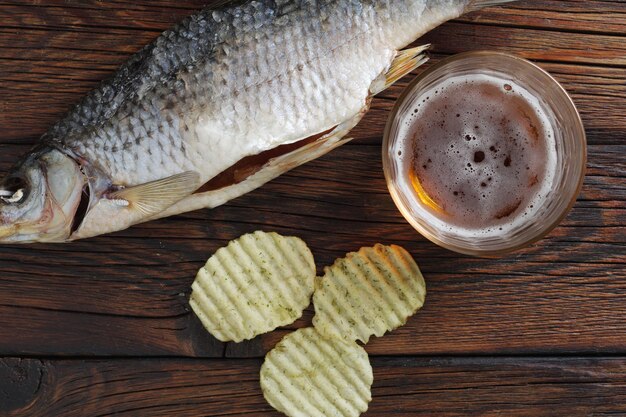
[382, 50, 587, 257]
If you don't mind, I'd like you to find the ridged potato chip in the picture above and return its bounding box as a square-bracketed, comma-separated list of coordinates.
[260, 327, 373, 417]
[313, 244, 426, 343]
[190, 231, 315, 342]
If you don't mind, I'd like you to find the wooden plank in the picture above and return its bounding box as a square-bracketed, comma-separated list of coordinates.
[460, 0, 626, 34]
[1, 356, 625, 416]
[0, 143, 623, 357]
[418, 22, 626, 67]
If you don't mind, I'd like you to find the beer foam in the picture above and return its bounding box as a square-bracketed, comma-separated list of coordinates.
[394, 73, 557, 238]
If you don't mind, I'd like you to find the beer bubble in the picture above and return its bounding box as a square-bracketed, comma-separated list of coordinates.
[395, 72, 557, 237]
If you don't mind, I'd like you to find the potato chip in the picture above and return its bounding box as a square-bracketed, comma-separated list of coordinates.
[313, 244, 426, 343]
[260, 327, 373, 417]
[189, 231, 315, 342]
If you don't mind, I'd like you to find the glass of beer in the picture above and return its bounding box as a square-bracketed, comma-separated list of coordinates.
[383, 51, 586, 256]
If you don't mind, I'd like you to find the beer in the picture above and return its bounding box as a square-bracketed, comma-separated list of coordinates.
[393, 73, 557, 236]
[384, 52, 586, 255]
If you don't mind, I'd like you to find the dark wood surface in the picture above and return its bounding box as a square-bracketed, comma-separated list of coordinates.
[0, 1, 625, 416]
[3, 357, 626, 416]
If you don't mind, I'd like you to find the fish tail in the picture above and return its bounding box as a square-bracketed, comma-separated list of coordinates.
[465, 0, 518, 13]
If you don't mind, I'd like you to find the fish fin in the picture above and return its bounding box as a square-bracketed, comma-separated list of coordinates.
[108, 171, 200, 216]
[466, 0, 517, 13]
[370, 44, 430, 95]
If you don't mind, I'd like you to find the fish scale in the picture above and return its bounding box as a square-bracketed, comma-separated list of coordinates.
[0, 0, 516, 243]
[56, 1, 399, 185]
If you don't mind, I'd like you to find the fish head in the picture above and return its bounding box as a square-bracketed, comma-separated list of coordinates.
[0, 147, 87, 243]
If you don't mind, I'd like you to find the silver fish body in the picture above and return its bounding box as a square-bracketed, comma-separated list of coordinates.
[0, 0, 514, 243]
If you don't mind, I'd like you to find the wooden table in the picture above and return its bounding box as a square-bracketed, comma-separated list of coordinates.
[0, 1, 624, 416]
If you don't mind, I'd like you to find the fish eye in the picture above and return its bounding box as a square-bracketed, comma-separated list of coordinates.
[0, 177, 28, 204]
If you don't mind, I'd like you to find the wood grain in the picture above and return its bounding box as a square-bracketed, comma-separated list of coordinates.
[1, 357, 626, 416]
[460, 1, 626, 34]
[0, 0, 625, 415]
